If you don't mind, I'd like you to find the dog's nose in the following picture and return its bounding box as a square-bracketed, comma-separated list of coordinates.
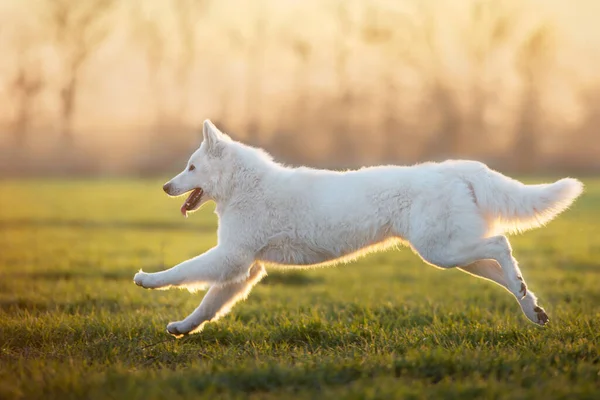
[163, 182, 172, 194]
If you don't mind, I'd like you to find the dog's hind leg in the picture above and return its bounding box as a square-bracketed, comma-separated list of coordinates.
[459, 260, 549, 326]
[166, 263, 267, 337]
[412, 232, 550, 325]
[414, 235, 528, 299]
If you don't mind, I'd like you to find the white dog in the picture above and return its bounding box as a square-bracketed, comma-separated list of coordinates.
[134, 120, 583, 337]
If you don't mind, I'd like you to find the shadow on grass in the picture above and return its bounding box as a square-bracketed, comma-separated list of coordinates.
[22, 271, 124, 281]
[12, 269, 142, 282]
[0, 297, 148, 314]
[0, 298, 49, 312]
[17, 266, 322, 286]
[0, 218, 213, 232]
[261, 271, 323, 286]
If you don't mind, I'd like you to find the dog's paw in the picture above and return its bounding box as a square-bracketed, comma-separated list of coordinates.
[134, 271, 157, 289]
[533, 306, 549, 326]
[520, 296, 549, 326]
[133, 271, 146, 287]
[166, 321, 189, 338]
[167, 320, 206, 338]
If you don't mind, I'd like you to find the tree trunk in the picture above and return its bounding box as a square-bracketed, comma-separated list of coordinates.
[60, 73, 78, 144]
[245, 12, 265, 145]
[381, 64, 400, 163]
[331, 1, 356, 165]
[421, 82, 462, 160]
[514, 85, 538, 173]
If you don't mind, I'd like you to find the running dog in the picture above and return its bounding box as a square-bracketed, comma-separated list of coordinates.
[134, 120, 583, 337]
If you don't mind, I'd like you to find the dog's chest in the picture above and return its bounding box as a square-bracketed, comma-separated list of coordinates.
[257, 232, 337, 266]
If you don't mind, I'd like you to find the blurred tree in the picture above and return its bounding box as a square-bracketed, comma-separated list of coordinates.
[376, 0, 522, 161]
[9, 38, 45, 147]
[128, 0, 207, 175]
[171, 0, 204, 121]
[219, 3, 266, 144]
[129, 2, 166, 121]
[290, 37, 312, 130]
[567, 87, 600, 171]
[331, 0, 358, 163]
[361, 2, 413, 163]
[43, 0, 116, 144]
[460, 0, 520, 153]
[219, 27, 245, 126]
[514, 22, 556, 173]
[402, 0, 464, 160]
[129, 0, 205, 124]
[268, 34, 312, 163]
[245, 1, 266, 145]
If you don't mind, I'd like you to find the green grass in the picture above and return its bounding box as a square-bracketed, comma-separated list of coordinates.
[0, 178, 599, 399]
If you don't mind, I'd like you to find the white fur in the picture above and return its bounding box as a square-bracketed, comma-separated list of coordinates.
[134, 120, 584, 336]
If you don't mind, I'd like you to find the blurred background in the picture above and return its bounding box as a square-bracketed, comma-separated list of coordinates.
[1, 0, 599, 177]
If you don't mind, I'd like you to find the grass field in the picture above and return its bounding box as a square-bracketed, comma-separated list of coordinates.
[0, 178, 599, 399]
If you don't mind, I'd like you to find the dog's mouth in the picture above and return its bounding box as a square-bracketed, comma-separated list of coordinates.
[180, 188, 204, 217]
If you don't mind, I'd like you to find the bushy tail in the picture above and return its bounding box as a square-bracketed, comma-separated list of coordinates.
[470, 168, 584, 234]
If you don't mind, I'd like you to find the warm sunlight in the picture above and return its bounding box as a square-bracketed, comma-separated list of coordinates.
[1, 2, 599, 399]
[0, 0, 599, 174]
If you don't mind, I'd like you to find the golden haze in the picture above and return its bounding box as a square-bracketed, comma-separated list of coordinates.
[0, 0, 599, 175]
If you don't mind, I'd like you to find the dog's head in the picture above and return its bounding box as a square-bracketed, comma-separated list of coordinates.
[162, 120, 234, 217]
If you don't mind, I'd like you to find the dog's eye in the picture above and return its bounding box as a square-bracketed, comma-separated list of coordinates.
[188, 165, 195, 171]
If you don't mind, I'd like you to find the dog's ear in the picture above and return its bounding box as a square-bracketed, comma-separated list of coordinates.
[202, 119, 223, 149]
[202, 119, 231, 156]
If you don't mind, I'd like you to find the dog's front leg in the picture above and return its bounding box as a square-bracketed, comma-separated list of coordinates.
[133, 245, 251, 290]
[166, 262, 267, 337]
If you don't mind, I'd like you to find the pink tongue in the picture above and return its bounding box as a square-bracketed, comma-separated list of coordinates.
[180, 203, 188, 218]
[180, 188, 202, 217]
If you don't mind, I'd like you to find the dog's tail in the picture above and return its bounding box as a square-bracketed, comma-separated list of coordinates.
[468, 165, 583, 234]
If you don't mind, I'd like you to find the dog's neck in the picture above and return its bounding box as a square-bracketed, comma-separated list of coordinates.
[212, 142, 278, 210]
